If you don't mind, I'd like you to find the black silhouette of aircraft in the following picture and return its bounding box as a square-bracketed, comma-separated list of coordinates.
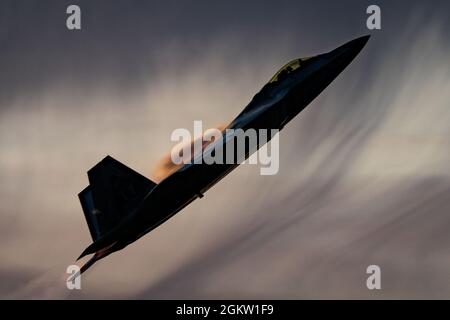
[77, 35, 370, 274]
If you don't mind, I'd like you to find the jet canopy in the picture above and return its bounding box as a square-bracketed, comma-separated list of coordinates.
[269, 57, 312, 83]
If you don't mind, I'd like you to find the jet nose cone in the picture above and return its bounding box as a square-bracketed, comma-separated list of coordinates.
[345, 34, 371, 52]
[333, 34, 370, 58]
[322, 35, 370, 68]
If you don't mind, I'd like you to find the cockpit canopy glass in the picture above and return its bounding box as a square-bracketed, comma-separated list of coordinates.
[269, 57, 312, 83]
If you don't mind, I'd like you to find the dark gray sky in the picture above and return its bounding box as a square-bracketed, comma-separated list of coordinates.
[0, 0, 450, 299]
[1, 0, 448, 108]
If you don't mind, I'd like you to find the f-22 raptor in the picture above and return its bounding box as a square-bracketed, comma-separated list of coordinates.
[76, 35, 370, 273]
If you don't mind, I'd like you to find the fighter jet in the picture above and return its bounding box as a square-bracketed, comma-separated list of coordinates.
[76, 35, 370, 274]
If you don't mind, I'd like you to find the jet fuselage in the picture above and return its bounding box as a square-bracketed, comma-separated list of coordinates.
[77, 35, 370, 270]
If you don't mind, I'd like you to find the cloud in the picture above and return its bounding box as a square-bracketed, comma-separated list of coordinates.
[0, 1, 449, 298]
